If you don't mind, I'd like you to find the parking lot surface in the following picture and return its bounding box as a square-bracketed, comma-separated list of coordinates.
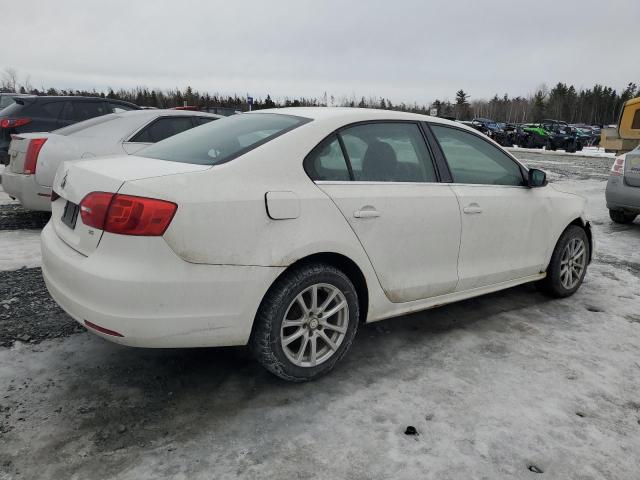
[1, 152, 639, 479]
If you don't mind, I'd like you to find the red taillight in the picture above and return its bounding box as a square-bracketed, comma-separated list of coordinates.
[79, 192, 177, 236]
[23, 138, 47, 174]
[0, 118, 31, 129]
[611, 156, 625, 176]
[80, 192, 114, 229]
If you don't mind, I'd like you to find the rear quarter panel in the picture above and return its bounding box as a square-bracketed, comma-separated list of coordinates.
[120, 120, 391, 320]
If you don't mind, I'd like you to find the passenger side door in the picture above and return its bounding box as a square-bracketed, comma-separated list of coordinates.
[123, 116, 198, 154]
[430, 124, 550, 291]
[308, 122, 461, 303]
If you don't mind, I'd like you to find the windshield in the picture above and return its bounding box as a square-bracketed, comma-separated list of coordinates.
[138, 113, 311, 165]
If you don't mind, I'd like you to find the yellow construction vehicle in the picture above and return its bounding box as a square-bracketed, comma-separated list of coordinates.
[601, 96, 640, 154]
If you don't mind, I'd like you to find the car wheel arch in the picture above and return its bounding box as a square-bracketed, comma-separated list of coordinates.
[262, 252, 369, 324]
[556, 218, 593, 264]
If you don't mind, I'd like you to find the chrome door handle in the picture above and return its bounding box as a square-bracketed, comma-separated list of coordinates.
[463, 203, 482, 214]
[354, 208, 380, 218]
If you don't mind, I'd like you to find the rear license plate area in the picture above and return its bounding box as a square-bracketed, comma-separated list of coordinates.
[61, 201, 79, 229]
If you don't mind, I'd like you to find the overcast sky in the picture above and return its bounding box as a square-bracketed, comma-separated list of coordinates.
[3, 0, 639, 104]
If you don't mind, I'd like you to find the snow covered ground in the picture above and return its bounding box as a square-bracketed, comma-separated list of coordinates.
[0, 230, 42, 270]
[507, 145, 616, 159]
[0, 166, 19, 206]
[0, 152, 639, 480]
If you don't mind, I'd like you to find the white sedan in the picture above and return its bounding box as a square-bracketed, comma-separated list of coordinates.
[2, 109, 220, 211]
[41, 108, 592, 381]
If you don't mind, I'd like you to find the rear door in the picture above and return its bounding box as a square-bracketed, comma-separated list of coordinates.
[308, 122, 461, 303]
[430, 124, 550, 291]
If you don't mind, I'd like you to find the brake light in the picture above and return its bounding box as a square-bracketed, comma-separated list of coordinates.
[0, 118, 31, 129]
[80, 192, 114, 229]
[23, 138, 47, 174]
[611, 156, 625, 176]
[79, 192, 177, 236]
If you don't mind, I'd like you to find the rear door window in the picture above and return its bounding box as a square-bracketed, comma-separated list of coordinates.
[339, 123, 437, 182]
[41, 102, 65, 119]
[431, 125, 525, 186]
[0, 96, 16, 109]
[304, 134, 350, 181]
[130, 116, 197, 143]
[72, 101, 110, 121]
[60, 102, 74, 123]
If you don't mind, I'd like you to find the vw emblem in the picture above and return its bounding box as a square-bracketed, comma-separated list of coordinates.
[60, 171, 69, 189]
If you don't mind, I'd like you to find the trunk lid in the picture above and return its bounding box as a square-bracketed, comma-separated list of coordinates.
[623, 149, 640, 187]
[8, 133, 76, 186]
[51, 155, 210, 255]
[8, 133, 52, 173]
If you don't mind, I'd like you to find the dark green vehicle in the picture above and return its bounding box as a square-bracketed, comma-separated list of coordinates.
[517, 120, 582, 152]
[516, 123, 550, 148]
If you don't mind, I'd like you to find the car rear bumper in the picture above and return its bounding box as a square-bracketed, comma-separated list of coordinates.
[41, 222, 284, 348]
[1, 170, 52, 211]
[606, 176, 640, 213]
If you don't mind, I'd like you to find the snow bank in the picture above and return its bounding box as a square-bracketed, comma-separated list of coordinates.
[507, 146, 615, 159]
[0, 165, 19, 206]
[0, 230, 42, 270]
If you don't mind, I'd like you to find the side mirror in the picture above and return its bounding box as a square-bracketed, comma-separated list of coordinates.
[528, 168, 547, 187]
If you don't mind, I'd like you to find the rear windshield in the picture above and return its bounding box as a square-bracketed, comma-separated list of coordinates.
[54, 113, 120, 136]
[0, 96, 17, 110]
[138, 113, 310, 165]
[0, 102, 27, 117]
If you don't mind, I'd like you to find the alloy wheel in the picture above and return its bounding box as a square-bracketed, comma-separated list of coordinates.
[559, 238, 586, 289]
[280, 283, 349, 368]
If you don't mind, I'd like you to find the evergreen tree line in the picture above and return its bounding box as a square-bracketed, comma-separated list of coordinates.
[2, 68, 637, 126]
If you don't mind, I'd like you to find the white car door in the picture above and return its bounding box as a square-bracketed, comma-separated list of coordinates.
[307, 122, 461, 303]
[429, 124, 550, 291]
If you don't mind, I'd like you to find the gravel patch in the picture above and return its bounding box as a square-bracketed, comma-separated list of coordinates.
[0, 204, 51, 231]
[0, 267, 81, 347]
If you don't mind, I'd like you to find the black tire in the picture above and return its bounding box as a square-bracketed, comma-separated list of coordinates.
[609, 209, 637, 224]
[249, 263, 359, 382]
[565, 140, 576, 153]
[526, 136, 536, 148]
[538, 225, 590, 298]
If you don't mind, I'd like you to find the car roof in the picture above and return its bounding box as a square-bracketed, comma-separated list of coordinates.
[52, 109, 222, 138]
[110, 109, 221, 119]
[250, 106, 466, 129]
[11, 96, 139, 107]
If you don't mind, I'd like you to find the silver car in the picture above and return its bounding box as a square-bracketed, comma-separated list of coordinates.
[606, 146, 640, 223]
